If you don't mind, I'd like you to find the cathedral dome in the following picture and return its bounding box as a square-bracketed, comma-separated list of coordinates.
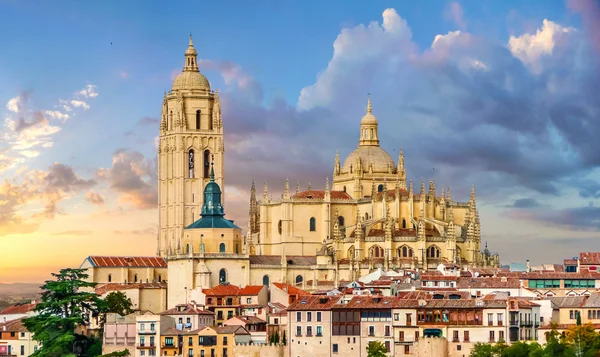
[342, 146, 396, 174]
[172, 71, 211, 91]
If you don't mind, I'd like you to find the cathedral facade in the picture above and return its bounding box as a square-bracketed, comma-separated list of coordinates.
[159, 37, 499, 308]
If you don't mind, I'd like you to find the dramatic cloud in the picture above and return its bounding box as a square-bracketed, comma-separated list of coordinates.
[506, 204, 600, 231]
[1, 85, 98, 174]
[98, 149, 157, 209]
[568, 0, 600, 53]
[0, 163, 96, 235]
[446, 2, 466, 30]
[511, 198, 542, 208]
[204, 8, 600, 237]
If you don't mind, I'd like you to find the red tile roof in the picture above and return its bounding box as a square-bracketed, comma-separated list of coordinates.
[272, 283, 310, 297]
[160, 304, 214, 316]
[203, 284, 241, 297]
[0, 302, 37, 315]
[0, 318, 27, 332]
[88, 256, 167, 268]
[292, 190, 352, 200]
[421, 274, 458, 281]
[227, 315, 267, 325]
[580, 253, 600, 265]
[216, 325, 251, 335]
[457, 277, 521, 289]
[95, 282, 167, 295]
[238, 285, 265, 296]
[564, 259, 578, 265]
[287, 296, 340, 311]
[518, 271, 600, 279]
[338, 296, 418, 309]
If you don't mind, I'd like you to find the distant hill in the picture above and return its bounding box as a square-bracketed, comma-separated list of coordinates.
[0, 283, 42, 297]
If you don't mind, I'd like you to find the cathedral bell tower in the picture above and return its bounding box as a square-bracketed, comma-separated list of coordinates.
[157, 36, 225, 257]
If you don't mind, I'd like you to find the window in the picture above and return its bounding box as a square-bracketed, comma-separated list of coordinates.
[313, 311, 320, 321]
[246, 298, 252, 304]
[150, 323, 155, 331]
[338, 216, 345, 227]
[140, 323, 145, 331]
[296, 326, 302, 336]
[399, 245, 413, 258]
[406, 313, 412, 326]
[333, 344, 338, 353]
[165, 337, 174, 346]
[385, 326, 390, 336]
[415, 331, 419, 341]
[369, 245, 384, 258]
[219, 243, 226, 253]
[402, 219, 406, 228]
[219, 269, 227, 284]
[203, 150, 210, 177]
[296, 275, 303, 286]
[488, 313, 494, 326]
[108, 274, 112, 283]
[134, 274, 138, 283]
[309, 217, 316, 231]
[140, 336, 145, 346]
[188, 149, 195, 178]
[385, 341, 390, 352]
[394, 313, 399, 321]
[196, 110, 201, 129]
[378, 184, 384, 192]
[489, 331, 495, 342]
[453, 330, 459, 342]
[369, 326, 375, 336]
[189, 337, 193, 346]
[297, 312, 302, 322]
[499, 331, 505, 342]
[307, 312, 312, 322]
[404, 345, 410, 354]
[464, 331, 469, 342]
[307, 326, 313, 336]
[316, 326, 322, 336]
[20, 345, 24, 355]
[158, 275, 162, 282]
[399, 331, 405, 341]
[223, 336, 228, 345]
[278, 220, 282, 234]
[427, 245, 441, 258]
[186, 244, 190, 254]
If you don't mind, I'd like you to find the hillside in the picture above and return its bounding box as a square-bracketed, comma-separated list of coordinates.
[0, 283, 42, 311]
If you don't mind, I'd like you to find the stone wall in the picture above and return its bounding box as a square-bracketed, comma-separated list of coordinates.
[416, 337, 448, 357]
[233, 343, 286, 357]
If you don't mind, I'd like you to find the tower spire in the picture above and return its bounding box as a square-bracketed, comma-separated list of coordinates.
[283, 178, 290, 199]
[183, 34, 199, 72]
[209, 155, 215, 181]
[358, 96, 379, 147]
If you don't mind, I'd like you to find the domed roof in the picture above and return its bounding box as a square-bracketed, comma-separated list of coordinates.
[172, 71, 211, 91]
[342, 146, 396, 174]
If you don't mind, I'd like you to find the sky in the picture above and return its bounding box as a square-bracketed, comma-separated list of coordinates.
[1, 0, 599, 283]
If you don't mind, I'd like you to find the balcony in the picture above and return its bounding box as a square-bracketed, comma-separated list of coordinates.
[395, 340, 415, 345]
[509, 320, 519, 327]
[136, 344, 156, 349]
[452, 338, 459, 342]
[520, 321, 533, 327]
[138, 330, 156, 335]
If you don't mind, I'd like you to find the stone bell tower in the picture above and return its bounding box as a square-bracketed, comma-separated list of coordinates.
[157, 36, 225, 257]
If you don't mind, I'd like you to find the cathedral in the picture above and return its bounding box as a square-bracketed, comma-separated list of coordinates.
[87, 37, 499, 309]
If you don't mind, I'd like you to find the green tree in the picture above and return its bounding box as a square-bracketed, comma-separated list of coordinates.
[470, 342, 496, 357]
[23, 268, 103, 357]
[366, 341, 387, 357]
[576, 311, 582, 326]
[282, 330, 287, 345]
[104, 291, 133, 316]
[274, 330, 280, 344]
[99, 350, 130, 357]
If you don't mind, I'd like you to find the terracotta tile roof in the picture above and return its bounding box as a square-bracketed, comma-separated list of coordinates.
[160, 304, 214, 316]
[287, 296, 340, 311]
[580, 252, 600, 265]
[272, 282, 310, 297]
[508, 298, 540, 308]
[238, 285, 265, 296]
[203, 283, 241, 297]
[564, 259, 578, 265]
[0, 302, 37, 314]
[88, 256, 167, 268]
[550, 296, 588, 308]
[0, 318, 27, 332]
[337, 296, 418, 309]
[268, 302, 287, 312]
[270, 309, 288, 317]
[292, 190, 352, 200]
[95, 282, 167, 295]
[216, 325, 250, 335]
[421, 274, 458, 281]
[397, 291, 469, 300]
[227, 315, 267, 325]
[584, 293, 600, 308]
[457, 277, 521, 289]
[374, 189, 409, 200]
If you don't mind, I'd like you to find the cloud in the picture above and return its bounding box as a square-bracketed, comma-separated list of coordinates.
[0, 163, 96, 235]
[76, 84, 98, 99]
[506, 204, 600, 231]
[198, 60, 264, 103]
[446, 2, 466, 30]
[113, 228, 156, 235]
[85, 191, 105, 206]
[69, 100, 90, 110]
[511, 198, 542, 208]
[49, 230, 93, 236]
[568, 0, 600, 53]
[43, 110, 69, 121]
[136, 117, 160, 126]
[198, 9, 600, 235]
[97, 149, 157, 209]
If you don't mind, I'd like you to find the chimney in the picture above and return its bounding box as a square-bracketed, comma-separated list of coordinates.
[526, 260, 531, 273]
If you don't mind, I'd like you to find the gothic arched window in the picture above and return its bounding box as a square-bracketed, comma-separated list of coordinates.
[399, 245, 413, 258]
[278, 220, 282, 235]
[427, 245, 441, 259]
[309, 217, 316, 232]
[263, 275, 270, 286]
[402, 219, 406, 229]
[295, 275, 303, 286]
[188, 149, 194, 178]
[338, 216, 345, 227]
[219, 243, 226, 253]
[133, 274, 138, 283]
[203, 150, 210, 177]
[369, 245, 384, 258]
[378, 184, 384, 192]
[219, 269, 227, 284]
[343, 186, 346, 192]
[365, 213, 369, 220]
[186, 244, 190, 254]
[196, 110, 201, 129]
[208, 112, 213, 131]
